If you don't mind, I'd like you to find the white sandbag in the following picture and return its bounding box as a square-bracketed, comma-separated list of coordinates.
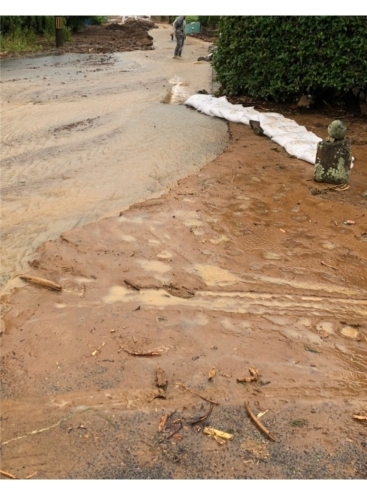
[185, 94, 324, 165]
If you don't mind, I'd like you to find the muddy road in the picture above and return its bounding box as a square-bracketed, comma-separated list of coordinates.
[1, 21, 367, 480]
[0, 24, 227, 291]
[1, 113, 367, 478]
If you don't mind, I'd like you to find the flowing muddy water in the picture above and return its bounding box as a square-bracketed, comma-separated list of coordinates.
[0, 28, 228, 290]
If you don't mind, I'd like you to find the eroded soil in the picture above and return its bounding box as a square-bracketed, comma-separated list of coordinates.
[1, 113, 367, 479]
[0, 18, 158, 60]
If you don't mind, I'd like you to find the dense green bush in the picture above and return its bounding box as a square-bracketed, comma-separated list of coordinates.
[0, 16, 55, 35]
[198, 16, 220, 28]
[213, 16, 367, 102]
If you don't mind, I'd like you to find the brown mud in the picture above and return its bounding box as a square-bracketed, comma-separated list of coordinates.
[0, 18, 158, 60]
[1, 114, 367, 479]
[1, 21, 367, 480]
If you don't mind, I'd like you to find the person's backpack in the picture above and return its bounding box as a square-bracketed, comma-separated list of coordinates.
[175, 17, 184, 30]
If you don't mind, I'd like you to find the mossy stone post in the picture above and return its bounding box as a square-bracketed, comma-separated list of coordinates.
[314, 120, 352, 185]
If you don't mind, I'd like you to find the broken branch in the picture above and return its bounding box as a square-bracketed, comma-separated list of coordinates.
[244, 401, 276, 442]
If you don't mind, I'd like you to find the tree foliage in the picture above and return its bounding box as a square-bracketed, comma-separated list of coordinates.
[213, 16, 367, 102]
[0, 16, 55, 35]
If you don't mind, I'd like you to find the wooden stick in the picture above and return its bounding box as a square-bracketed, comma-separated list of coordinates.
[244, 402, 276, 442]
[175, 382, 219, 405]
[18, 274, 61, 291]
[0, 470, 16, 479]
[122, 349, 161, 357]
[26, 471, 38, 479]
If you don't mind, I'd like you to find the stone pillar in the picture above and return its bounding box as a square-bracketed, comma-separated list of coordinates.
[313, 120, 352, 185]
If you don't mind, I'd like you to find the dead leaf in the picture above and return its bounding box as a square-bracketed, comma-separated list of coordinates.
[156, 366, 168, 388]
[158, 414, 168, 432]
[297, 94, 312, 108]
[237, 367, 259, 383]
[172, 433, 183, 442]
[344, 220, 356, 225]
[208, 367, 216, 380]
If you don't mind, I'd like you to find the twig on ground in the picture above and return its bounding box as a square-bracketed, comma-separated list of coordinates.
[0, 470, 16, 479]
[244, 401, 276, 442]
[18, 274, 61, 291]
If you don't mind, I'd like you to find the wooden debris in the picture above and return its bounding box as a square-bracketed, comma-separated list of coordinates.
[163, 283, 195, 299]
[25, 471, 37, 479]
[92, 342, 105, 356]
[331, 183, 349, 191]
[122, 348, 161, 357]
[203, 427, 234, 442]
[353, 415, 367, 421]
[18, 274, 62, 291]
[245, 401, 276, 442]
[156, 366, 168, 388]
[208, 367, 216, 380]
[175, 382, 219, 405]
[0, 470, 16, 479]
[320, 261, 338, 270]
[187, 402, 214, 426]
[124, 279, 140, 291]
[257, 410, 269, 420]
[158, 414, 168, 432]
[237, 367, 259, 383]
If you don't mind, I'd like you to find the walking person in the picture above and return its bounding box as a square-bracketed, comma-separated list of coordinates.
[173, 16, 186, 58]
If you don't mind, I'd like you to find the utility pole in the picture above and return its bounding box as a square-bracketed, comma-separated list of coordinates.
[55, 16, 64, 48]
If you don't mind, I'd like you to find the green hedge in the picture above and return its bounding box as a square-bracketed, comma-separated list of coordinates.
[213, 16, 367, 102]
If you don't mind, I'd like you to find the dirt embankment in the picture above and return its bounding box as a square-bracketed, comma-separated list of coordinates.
[0, 18, 158, 60]
[1, 110, 367, 479]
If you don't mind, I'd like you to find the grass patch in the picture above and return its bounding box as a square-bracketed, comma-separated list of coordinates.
[0, 26, 71, 55]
